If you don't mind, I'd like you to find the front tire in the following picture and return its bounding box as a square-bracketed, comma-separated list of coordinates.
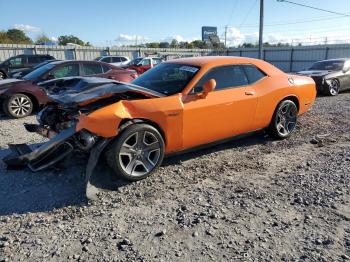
[3, 93, 33, 118]
[324, 78, 340, 96]
[0, 71, 6, 80]
[267, 100, 298, 139]
[106, 123, 165, 181]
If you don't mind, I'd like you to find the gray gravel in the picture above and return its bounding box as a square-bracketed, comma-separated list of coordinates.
[0, 92, 350, 261]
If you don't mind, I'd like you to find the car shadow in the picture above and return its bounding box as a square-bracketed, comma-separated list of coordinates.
[0, 130, 269, 216]
[0, 146, 88, 216]
[163, 130, 270, 166]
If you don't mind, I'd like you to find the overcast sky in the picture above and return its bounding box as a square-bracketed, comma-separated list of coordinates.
[1, 0, 350, 46]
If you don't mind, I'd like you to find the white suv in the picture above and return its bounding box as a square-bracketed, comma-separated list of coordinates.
[95, 56, 130, 67]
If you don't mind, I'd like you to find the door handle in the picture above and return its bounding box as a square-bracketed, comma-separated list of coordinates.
[245, 91, 255, 96]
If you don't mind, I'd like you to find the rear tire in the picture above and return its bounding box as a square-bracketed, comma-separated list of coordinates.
[106, 123, 165, 181]
[267, 100, 298, 139]
[3, 93, 33, 118]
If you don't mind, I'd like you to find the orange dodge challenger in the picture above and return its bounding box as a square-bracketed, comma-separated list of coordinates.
[3, 56, 316, 186]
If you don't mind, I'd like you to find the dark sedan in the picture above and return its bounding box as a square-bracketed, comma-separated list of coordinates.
[0, 60, 138, 118]
[297, 58, 350, 96]
[10, 59, 60, 79]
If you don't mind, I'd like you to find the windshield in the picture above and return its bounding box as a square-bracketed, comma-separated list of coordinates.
[94, 57, 102, 61]
[127, 58, 143, 66]
[309, 60, 344, 71]
[131, 63, 200, 95]
[23, 63, 55, 80]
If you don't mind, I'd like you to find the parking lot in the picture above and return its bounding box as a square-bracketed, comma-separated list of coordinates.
[0, 90, 349, 261]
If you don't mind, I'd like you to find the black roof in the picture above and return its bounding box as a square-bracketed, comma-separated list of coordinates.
[16, 54, 54, 57]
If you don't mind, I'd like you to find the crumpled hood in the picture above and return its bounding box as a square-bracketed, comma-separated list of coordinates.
[39, 76, 164, 106]
[297, 70, 332, 77]
[0, 78, 24, 90]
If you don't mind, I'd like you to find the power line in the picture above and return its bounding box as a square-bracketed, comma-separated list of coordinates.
[277, 0, 350, 17]
[226, 0, 238, 26]
[238, 0, 258, 29]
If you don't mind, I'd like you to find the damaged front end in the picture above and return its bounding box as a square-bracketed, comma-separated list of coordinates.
[2, 77, 163, 200]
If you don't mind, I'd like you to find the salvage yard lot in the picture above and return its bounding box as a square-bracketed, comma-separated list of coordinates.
[0, 92, 350, 261]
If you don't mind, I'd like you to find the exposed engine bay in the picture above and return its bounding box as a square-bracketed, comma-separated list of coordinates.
[2, 77, 163, 199]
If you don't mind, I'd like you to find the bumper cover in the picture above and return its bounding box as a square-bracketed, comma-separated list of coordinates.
[3, 125, 76, 171]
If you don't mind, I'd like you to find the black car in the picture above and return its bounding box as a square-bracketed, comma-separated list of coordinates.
[297, 58, 350, 96]
[10, 59, 60, 79]
[0, 54, 55, 80]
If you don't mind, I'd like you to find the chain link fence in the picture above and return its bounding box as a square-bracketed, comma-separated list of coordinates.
[1, 43, 350, 72]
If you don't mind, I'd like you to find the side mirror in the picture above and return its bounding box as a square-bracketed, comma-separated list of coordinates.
[199, 79, 216, 98]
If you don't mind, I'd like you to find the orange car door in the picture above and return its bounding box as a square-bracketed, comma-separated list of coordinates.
[181, 65, 258, 150]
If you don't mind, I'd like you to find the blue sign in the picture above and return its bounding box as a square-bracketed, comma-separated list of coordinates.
[202, 26, 217, 42]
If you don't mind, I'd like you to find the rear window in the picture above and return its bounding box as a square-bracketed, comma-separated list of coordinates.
[82, 63, 103, 75]
[102, 64, 111, 73]
[242, 65, 266, 84]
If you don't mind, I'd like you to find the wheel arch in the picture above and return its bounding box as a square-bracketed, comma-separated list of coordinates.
[268, 95, 300, 126]
[16, 92, 40, 111]
[118, 118, 166, 145]
[0, 69, 7, 78]
[281, 95, 300, 112]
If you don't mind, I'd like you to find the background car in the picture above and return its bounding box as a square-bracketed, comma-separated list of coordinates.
[297, 58, 350, 96]
[0, 60, 138, 118]
[0, 54, 55, 80]
[124, 57, 163, 74]
[10, 59, 60, 79]
[94, 55, 130, 67]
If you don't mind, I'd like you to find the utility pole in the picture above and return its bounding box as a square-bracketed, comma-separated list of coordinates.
[258, 0, 264, 59]
[224, 25, 228, 48]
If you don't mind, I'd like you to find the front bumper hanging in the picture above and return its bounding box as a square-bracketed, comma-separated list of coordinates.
[3, 125, 76, 171]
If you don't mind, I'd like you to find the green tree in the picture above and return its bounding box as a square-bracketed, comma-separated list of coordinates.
[191, 40, 208, 49]
[6, 29, 32, 44]
[0, 31, 11, 44]
[58, 35, 86, 46]
[159, 42, 170, 48]
[146, 42, 160, 48]
[170, 39, 178, 48]
[35, 34, 52, 44]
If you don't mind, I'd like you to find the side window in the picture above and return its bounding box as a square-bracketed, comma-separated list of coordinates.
[51, 64, 79, 78]
[142, 59, 151, 66]
[120, 57, 127, 62]
[153, 58, 161, 65]
[102, 65, 111, 73]
[102, 57, 111, 63]
[82, 63, 103, 75]
[112, 57, 121, 63]
[242, 65, 266, 84]
[41, 56, 51, 62]
[28, 56, 40, 64]
[193, 65, 249, 92]
[9, 57, 24, 66]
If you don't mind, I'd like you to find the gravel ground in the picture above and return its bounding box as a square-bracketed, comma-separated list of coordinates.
[0, 92, 349, 261]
